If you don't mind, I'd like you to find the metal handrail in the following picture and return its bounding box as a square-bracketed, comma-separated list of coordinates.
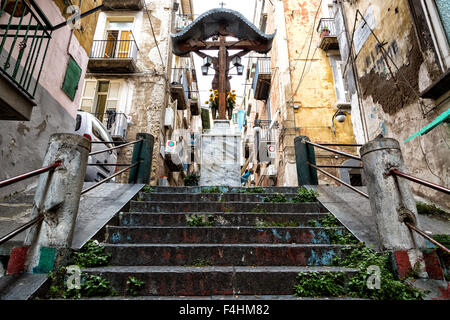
[306, 141, 362, 161]
[89, 139, 142, 156]
[308, 162, 369, 198]
[0, 214, 44, 246]
[387, 169, 450, 195]
[405, 222, 449, 253]
[0, 160, 62, 189]
[81, 161, 140, 195]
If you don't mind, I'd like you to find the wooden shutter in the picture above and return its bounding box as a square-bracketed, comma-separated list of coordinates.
[80, 80, 97, 112]
[62, 56, 82, 101]
[106, 81, 121, 111]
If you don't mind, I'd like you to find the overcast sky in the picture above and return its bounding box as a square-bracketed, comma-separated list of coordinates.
[191, 0, 257, 110]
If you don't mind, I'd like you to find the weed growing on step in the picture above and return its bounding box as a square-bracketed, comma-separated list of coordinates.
[294, 271, 347, 297]
[189, 259, 213, 267]
[201, 186, 223, 193]
[223, 206, 232, 212]
[292, 187, 318, 203]
[237, 187, 264, 193]
[307, 214, 359, 244]
[251, 204, 267, 213]
[263, 193, 288, 203]
[74, 240, 112, 268]
[126, 276, 145, 296]
[416, 202, 450, 220]
[47, 266, 118, 299]
[184, 173, 200, 186]
[256, 220, 300, 227]
[141, 185, 154, 193]
[334, 243, 426, 300]
[187, 215, 214, 227]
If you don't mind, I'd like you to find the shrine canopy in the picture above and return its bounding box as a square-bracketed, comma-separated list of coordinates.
[170, 8, 276, 56]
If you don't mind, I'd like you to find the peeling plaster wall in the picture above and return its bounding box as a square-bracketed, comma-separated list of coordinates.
[342, 0, 450, 208]
[283, 0, 358, 186]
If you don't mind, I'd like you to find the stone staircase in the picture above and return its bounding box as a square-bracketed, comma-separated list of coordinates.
[81, 187, 360, 299]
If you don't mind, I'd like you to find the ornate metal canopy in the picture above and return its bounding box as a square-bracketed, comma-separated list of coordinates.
[171, 8, 276, 56]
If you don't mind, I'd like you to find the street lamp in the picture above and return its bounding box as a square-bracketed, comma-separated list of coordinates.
[201, 56, 213, 75]
[201, 65, 209, 75]
[236, 64, 244, 75]
[231, 56, 241, 67]
[331, 109, 347, 135]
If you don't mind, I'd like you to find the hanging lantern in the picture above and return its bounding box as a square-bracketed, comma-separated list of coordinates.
[3, 0, 31, 17]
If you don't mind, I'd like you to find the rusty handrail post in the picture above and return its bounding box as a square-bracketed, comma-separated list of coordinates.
[305, 141, 362, 161]
[405, 222, 450, 254]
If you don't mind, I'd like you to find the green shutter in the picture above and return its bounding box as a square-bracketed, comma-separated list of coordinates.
[61, 56, 82, 101]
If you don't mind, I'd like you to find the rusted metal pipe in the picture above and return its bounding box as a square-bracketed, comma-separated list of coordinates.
[89, 139, 142, 156]
[306, 141, 362, 161]
[0, 160, 62, 189]
[316, 165, 363, 169]
[87, 163, 133, 166]
[308, 162, 369, 199]
[0, 214, 44, 246]
[387, 169, 450, 195]
[405, 222, 450, 254]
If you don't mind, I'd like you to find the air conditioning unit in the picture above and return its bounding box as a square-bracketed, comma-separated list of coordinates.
[265, 164, 277, 177]
[164, 107, 174, 129]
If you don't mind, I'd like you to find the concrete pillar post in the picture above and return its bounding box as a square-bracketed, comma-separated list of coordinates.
[360, 135, 428, 278]
[128, 133, 154, 184]
[23, 134, 90, 273]
[294, 136, 318, 186]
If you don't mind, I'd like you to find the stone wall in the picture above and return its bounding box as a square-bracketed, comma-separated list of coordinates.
[342, 0, 450, 208]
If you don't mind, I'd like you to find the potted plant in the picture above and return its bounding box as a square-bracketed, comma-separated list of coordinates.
[184, 173, 200, 186]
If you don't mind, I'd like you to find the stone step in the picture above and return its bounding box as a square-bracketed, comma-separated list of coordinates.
[81, 266, 359, 296]
[129, 201, 327, 213]
[104, 243, 351, 266]
[106, 226, 346, 244]
[119, 212, 330, 227]
[139, 193, 300, 203]
[76, 295, 366, 300]
[150, 187, 301, 194]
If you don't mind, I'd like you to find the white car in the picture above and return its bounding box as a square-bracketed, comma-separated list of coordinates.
[75, 111, 118, 182]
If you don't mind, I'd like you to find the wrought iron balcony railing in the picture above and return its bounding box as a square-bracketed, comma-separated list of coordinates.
[90, 39, 139, 61]
[317, 18, 339, 51]
[0, 0, 52, 101]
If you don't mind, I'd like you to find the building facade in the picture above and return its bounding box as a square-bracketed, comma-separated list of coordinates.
[243, 0, 360, 187]
[0, 0, 101, 198]
[79, 0, 201, 186]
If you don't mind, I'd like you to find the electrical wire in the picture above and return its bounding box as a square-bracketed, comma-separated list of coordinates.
[288, 0, 323, 104]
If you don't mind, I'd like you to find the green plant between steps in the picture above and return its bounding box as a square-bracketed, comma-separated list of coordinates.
[293, 187, 319, 203]
[47, 266, 118, 299]
[126, 276, 145, 296]
[188, 259, 213, 267]
[201, 186, 223, 193]
[307, 214, 359, 245]
[256, 220, 300, 227]
[251, 204, 267, 213]
[73, 240, 112, 268]
[187, 215, 215, 227]
[141, 185, 154, 193]
[263, 193, 288, 203]
[184, 173, 200, 186]
[416, 201, 450, 220]
[237, 187, 265, 194]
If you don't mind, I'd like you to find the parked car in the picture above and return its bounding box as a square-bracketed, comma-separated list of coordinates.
[74, 111, 118, 182]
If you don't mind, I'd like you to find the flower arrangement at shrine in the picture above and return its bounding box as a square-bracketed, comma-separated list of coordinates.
[227, 90, 237, 108]
[205, 89, 218, 108]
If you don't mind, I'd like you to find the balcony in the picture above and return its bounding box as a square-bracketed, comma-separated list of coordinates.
[170, 68, 189, 110]
[102, 0, 143, 11]
[252, 58, 271, 100]
[88, 38, 138, 73]
[317, 18, 339, 51]
[92, 112, 129, 142]
[189, 90, 200, 115]
[0, 1, 52, 120]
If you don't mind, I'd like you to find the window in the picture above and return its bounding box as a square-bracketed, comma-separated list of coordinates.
[421, 0, 450, 70]
[329, 55, 349, 104]
[79, 80, 121, 120]
[62, 56, 82, 101]
[105, 20, 134, 58]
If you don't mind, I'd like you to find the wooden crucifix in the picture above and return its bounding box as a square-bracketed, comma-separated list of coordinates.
[170, 8, 275, 120]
